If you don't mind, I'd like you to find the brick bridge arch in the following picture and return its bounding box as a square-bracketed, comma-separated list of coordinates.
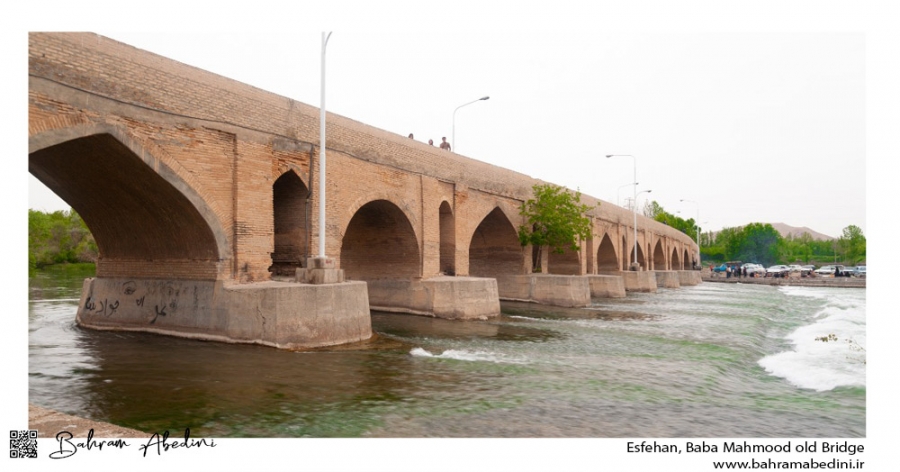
[29, 123, 229, 280]
[340, 198, 421, 280]
[468, 206, 523, 278]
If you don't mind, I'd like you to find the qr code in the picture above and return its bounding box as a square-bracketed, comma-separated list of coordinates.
[10, 430, 38, 458]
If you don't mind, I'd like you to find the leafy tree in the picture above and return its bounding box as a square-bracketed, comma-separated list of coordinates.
[29, 208, 97, 273]
[736, 223, 781, 266]
[518, 184, 596, 272]
[642, 200, 699, 241]
[839, 225, 866, 264]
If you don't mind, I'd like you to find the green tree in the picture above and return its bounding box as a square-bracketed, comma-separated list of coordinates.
[28, 208, 98, 273]
[839, 225, 866, 264]
[518, 184, 596, 272]
[736, 223, 781, 266]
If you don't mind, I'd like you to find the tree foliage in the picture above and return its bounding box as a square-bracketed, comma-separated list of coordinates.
[518, 184, 596, 272]
[701, 223, 865, 266]
[29, 209, 97, 273]
[642, 200, 698, 241]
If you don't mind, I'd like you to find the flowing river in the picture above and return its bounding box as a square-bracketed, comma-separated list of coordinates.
[28, 265, 865, 438]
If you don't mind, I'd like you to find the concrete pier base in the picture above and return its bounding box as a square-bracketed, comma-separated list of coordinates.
[678, 270, 702, 286]
[599, 270, 658, 292]
[76, 277, 372, 350]
[654, 271, 681, 289]
[496, 274, 591, 307]
[586, 275, 626, 298]
[366, 276, 500, 320]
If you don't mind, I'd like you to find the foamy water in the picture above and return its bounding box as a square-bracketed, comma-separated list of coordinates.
[410, 347, 529, 364]
[758, 287, 866, 391]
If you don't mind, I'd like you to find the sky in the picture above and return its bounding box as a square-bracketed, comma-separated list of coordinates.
[6, 1, 899, 470]
[18, 1, 877, 240]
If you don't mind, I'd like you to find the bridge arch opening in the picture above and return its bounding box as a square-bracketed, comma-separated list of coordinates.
[597, 233, 619, 271]
[469, 207, 521, 278]
[622, 235, 629, 270]
[671, 246, 682, 270]
[29, 132, 223, 279]
[340, 199, 420, 280]
[270, 171, 309, 276]
[439, 201, 455, 275]
[653, 240, 665, 270]
[684, 248, 692, 269]
[548, 246, 581, 275]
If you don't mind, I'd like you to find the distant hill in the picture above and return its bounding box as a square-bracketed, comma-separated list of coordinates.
[768, 223, 835, 241]
[709, 223, 835, 241]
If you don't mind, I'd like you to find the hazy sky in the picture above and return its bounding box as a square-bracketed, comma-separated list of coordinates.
[20, 2, 875, 240]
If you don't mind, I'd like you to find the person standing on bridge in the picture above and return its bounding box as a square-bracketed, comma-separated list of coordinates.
[440, 137, 451, 151]
[428, 139, 434, 146]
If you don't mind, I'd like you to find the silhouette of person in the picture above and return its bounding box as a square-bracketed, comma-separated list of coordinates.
[428, 139, 434, 146]
[440, 137, 451, 151]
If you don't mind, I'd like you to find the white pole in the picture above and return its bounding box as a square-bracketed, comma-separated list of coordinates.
[318, 31, 332, 259]
[681, 199, 701, 267]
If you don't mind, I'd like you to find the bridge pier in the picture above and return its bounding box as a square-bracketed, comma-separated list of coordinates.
[496, 274, 592, 307]
[654, 271, 682, 289]
[76, 277, 372, 350]
[585, 275, 627, 298]
[678, 270, 702, 286]
[599, 270, 658, 292]
[365, 277, 500, 320]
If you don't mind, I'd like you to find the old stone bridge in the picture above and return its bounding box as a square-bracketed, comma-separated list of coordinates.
[28, 33, 699, 349]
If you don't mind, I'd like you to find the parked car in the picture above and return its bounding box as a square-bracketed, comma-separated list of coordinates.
[788, 264, 804, 275]
[856, 265, 866, 278]
[815, 265, 836, 276]
[745, 263, 767, 276]
[766, 265, 790, 277]
[800, 265, 816, 276]
[713, 264, 728, 273]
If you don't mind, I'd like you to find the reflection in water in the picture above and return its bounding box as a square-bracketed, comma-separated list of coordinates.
[29, 267, 865, 438]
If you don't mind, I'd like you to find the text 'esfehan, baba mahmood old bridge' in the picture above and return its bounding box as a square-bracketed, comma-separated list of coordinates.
[28, 32, 700, 350]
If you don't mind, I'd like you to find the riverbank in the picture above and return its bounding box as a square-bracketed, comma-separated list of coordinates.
[29, 404, 147, 438]
[702, 274, 866, 288]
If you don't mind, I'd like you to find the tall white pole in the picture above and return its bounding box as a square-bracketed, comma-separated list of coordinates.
[633, 189, 652, 269]
[318, 31, 332, 259]
[681, 199, 701, 267]
[607, 154, 640, 269]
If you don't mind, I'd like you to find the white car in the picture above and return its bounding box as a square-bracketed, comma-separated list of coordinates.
[815, 265, 835, 276]
[766, 265, 790, 277]
[745, 264, 767, 276]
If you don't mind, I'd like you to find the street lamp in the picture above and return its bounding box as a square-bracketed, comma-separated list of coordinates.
[680, 198, 700, 268]
[452, 96, 489, 153]
[617, 181, 638, 207]
[317, 31, 332, 260]
[634, 189, 652, 270]
[607, 154, 642, 270]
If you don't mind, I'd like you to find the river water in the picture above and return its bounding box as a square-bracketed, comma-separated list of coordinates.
[28, 266, 865, 438]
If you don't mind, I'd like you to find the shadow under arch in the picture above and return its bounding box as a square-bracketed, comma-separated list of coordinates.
[29, 125, 227, 280]
[597, 233, 619, 271]
[653, 239, 667, 270]
[271, 169, 310, 276]
[469, 207, 522, 278]
[671, 246, 682, 270]
[340, 199, 420, 280]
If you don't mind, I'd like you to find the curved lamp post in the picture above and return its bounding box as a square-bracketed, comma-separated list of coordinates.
[607, 154, 645, 270]
[633, 189, 652, 270]
[680, 198, 701, 268]
[617, 181, 638, 207]
[452, 96, 489, 152]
